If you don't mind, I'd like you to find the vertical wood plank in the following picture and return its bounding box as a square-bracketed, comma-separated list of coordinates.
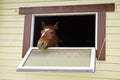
[22, 14, 32, 58]
[97, 11, 106, 60]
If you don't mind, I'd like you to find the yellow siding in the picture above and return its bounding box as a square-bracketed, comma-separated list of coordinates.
[0, 0, 120, 80]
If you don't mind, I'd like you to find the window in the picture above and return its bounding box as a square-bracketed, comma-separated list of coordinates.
[20, 3, 114, 60]
[17, 3, 114, 72]
[32, 12, 97, 48]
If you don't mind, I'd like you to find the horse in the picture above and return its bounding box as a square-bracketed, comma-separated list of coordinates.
[37, 21, 59, 50]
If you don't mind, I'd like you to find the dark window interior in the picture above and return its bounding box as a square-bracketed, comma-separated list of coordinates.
[33, 15, 95, 47]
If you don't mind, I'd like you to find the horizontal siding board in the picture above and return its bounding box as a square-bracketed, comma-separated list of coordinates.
[0, 47, 22, 53]
[0, 22, 24, 28]
[0, 59, 21, 66]
[0, 73, 110, 80]
[0, 9, 19, 15]
[106, 12, 120, 20]
[0, 63, 119, 74]
[0, 27, 24, 34]
[0, 16, 24, 22]
[0, 72, 27, 80]
[24, 73, 120, 80]
[96, 63, 120, 71]
[0, 53, 21, 59]
[106, 41, 120, 49]
[0, 40, 22, 47]
[106, 27, 120, 34]
[0, 0, 74, 3]
[0, 0, 67, 3]
[106, 34, 120, 41]
[0, 0, 120, 3]
[0, 66, 18, 73]
[0, 71, 120, 80]
[26, 71, 120, 80]
[0, 34, 23, 40]
[106, 49, 120, 56]
[106, 20, 120, 26]
[106, 57, 120, 64]
[115, 4, 120, 12]
[0, 2, 67, 9]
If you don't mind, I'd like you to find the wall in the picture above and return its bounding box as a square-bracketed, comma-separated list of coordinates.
[0, 0, 120, 80]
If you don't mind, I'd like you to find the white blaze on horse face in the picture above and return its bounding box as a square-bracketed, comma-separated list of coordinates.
[41, 28, 49, 37]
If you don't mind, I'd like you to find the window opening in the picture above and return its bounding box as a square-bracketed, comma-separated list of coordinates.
[31, 12, 97, 49]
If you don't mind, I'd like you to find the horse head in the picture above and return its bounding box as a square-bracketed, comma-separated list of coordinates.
[37, 21, 58, 50]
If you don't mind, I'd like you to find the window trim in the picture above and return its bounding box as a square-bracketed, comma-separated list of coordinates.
[20, 3, 115, 60]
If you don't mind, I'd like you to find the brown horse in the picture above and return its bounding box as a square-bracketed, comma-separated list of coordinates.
[37, 21, 58, 50]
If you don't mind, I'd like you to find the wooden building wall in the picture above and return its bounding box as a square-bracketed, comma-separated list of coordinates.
[0, 0, 120, 80]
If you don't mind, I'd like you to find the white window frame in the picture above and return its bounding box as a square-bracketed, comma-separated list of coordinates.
[17, 47, 96, 72]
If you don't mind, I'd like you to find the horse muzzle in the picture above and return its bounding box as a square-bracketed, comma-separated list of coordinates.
[37, 41, 47, 50]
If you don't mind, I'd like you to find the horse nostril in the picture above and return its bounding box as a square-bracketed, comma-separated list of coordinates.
[41, 42, 44, 46]
[37, 41, 47, 49]
[42, 43, 47, 49]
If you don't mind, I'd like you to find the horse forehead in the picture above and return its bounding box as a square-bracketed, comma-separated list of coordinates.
[41, 28, 50, 37]
[44, 28, 49, 31]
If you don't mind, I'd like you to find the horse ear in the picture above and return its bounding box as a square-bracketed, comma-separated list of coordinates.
[54, 21, 58, 30]
[41, 21, 46, 29]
